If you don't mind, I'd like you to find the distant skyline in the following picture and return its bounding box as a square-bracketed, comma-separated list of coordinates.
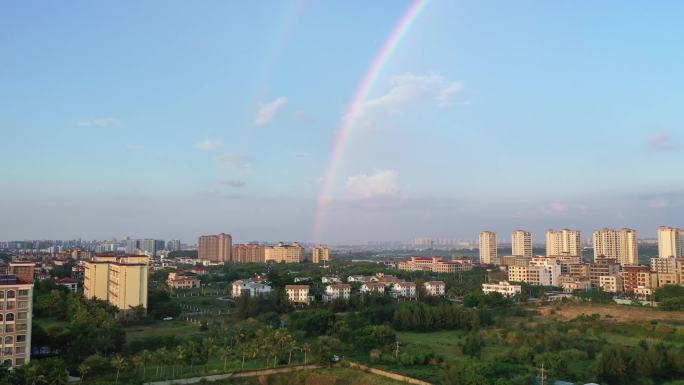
[1, 1, 683, 243]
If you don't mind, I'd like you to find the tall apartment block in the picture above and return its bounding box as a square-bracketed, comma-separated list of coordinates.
[232, 244, 266, 263]
[264, 242, 304, 263]
[198, 233, 232, 262]
[593, 228, 638, 266]
[0, 274, 33, 368]
[511, 230, 532, 257]
[479, 231, 497, 264]
[546, 229, 581, 257]
[312, 246, 330, 264]
[83, 256, 149, 315]
[658, 226, 683, 258]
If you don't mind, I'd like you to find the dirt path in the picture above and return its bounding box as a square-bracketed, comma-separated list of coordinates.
[143, 364, 320, 385]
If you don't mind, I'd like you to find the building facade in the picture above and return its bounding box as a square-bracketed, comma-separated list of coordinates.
[511, 230, 532, 258]
[546, 229, 581, 257]
[312, 246, 330, 264]
[593, 228, 638, 266]
[232, 244, 266, 263]
[482, 281, 521, 297]
[285, 285, 310, 304]
[198, 233, 232, 263]
[84, 256, 149, 313]
[423, 281, 446, 296]
[324, 284, 351, 301]
[0, 275, 33, 368]
[658, 226, 683, 258]
[265, 242, 304, 263]
[479, 231, 497, 264]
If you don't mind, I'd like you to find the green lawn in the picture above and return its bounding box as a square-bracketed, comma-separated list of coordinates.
[125, 320, 203, 342]
[397, 330, 467, 363]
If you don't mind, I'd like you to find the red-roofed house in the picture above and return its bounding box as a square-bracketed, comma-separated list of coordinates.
[57, 277, 78, 293]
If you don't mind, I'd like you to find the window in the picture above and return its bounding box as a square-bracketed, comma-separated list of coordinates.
[16, 335, 25, 343]
[5, 314, 13, 322]
[14, 347, 23, 354]
[17, 312, 26, 321]
[0, 291, 4, 299]
[5, 325, 13, 333]
[5, 303, 14, 310]
[17, 302, 27, 310]
[3, 348, 12, 356]
[4, 337, 12, 345]
[15, 358, 24, 366]
[17, 290, 28, 297]
[6, 291, 14, 299]
[0, 314, 3, 322]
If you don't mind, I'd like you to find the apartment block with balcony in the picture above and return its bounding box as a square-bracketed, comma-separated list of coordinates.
[83, 256, 148, 315]
[265, 242, 304, 263]
[512, 230, 532, 258]
[323, 284, 351, 301]
[482, 281, 521, 297]
[423, 281, 446, 296]
[285, 285, 311, 304]
[479, 231, 497, 264]
[312, 246, 330, 264]
[0, 275, 33, 368]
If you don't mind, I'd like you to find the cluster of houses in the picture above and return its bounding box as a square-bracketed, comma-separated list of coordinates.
[229, 273, 446, 305]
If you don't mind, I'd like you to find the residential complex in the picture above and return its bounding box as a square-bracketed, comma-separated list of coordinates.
[0, 274, 33, 368]
[232, 243, 266, 263]
[423, 281, 446, 296]
[167, 271, 201, 289]
[265, 242, 304, 263]
[285, 285, 311, 304]
[324, 284, 351, 301]
[198, 233, 232, 263]
[479, 231, 497, 264]
[83, 256, 149, 314]
[231, 278, 272, 298]
[593, 228, 638, 265]
[398, 256, 473, 273]
[546, 229, 581, 257]
[511, 230, 532, 257]
[312, 246, 330, 264]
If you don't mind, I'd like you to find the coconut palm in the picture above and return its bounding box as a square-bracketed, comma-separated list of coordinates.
[202, 337, 216, 373]
[110, 355, 126, 385]
[218, 345, 232, 371]
[174, 345, 187, 378]
[302, 343, 311, 365]
[78, 364, 90, 384]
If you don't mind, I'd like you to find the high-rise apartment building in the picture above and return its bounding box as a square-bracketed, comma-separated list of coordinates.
[265, 242, 304, 263]
[658, 226, 683, 258]
[479, 231, 497, 264]
[84, 256, 149, 314]
[546, 229, 581, 257]
[0, 274, 33, 368]
[312, 246, 330, 264]
[8, 262, 35, 284]
[511, 230, 532, 257]
[166, 240, 181, 252]
[593, 228, 638, 266]
[232, 244, 266, 263]
[198, 233, 232, 262]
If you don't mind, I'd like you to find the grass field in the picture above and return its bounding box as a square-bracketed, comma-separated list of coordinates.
[537, 303, 684, 323]
[125, 320, 203, 342]
[210, 368, 411, 385]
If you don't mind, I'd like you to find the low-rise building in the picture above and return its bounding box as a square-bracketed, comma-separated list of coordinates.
[634, 286, 654, 300]
[191, 266, 209, 276]
[398, 256, 473, 273]
[621, 265, 652, 294]
[231, 279, 271, 298]
[599, 275, 623, 293]
[360, 282, 386, 294]
[423, 281, 445, 296]
[391, 282, 417, 299]
[285, 285, 311, 304]
[324, 284, 352, 302]
[347, 275, 372, 283]
[167, 271, 201, 289]
[651, 256, 677, 273]
[482, 281, 521, 297]
[559, 275, 591, 293]
[590, 256, 620, 288]
[321, 276, 342, 284]
[56, 277, 78, 293]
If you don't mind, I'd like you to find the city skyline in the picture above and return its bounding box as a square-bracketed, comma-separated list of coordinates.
[2, 1, 684, 243]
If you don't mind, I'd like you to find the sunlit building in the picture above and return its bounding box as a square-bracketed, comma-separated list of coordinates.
[83, 256, 149, 314]
[546, 229, 581, 257]
[482, 281, 521, 297]
[511, 230, 532, 258]
[479, 231, 497, 264]
[232, 243, 266, 263]
[0, 274, 33, 368]
[265, 242, 304, 263]
[312, 246, 330, 264]
[593, 228, 638, 266]
[198, 233, 232, 263]
[658, 226, 683, 258]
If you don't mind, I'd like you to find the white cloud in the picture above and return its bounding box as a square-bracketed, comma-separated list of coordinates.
[350, 74, 462, 128]
[649, 133, 677, 150]
[221, 179, 246, 188]
[218, 152, 253, 169]
[77, 117, 122, 128]
[436, 81, 463, 107]
[194, 139, 223, 151]
[346, 169, 399, 198]
[254, 97, 288, 126]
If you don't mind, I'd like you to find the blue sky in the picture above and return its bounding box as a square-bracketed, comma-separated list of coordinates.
[1, 1, 683, 244]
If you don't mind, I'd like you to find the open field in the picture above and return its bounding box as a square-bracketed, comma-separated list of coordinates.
[125, 320, 204, 342]
[536, 303, 684, 323]
[208, 367, 412, 385]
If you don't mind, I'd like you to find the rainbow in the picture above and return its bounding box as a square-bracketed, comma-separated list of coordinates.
[312, 0, 429, 242]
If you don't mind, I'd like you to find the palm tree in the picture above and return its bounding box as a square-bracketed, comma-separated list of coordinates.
[175, 345, 187, 378]
[218, 345, 232, 372]
[140, 349, 152, 379]
[202, 337, 216, 373]
[302, 343, 311, 365]
[156, 347, 169, 378]
[111, 355, 126, 385]
[78, 364, 90, 384]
